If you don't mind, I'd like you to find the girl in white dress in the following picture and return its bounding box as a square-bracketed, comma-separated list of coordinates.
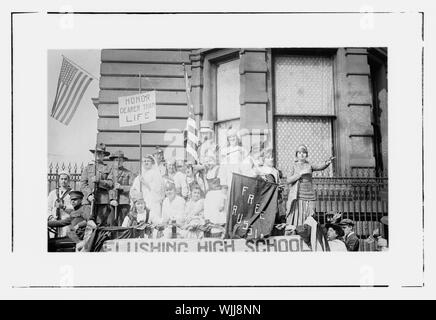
[161, 181, 186, 238]
[182, 186, 205, 239]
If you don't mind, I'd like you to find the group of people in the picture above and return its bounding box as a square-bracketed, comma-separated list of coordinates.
[47, 125, 388, 252]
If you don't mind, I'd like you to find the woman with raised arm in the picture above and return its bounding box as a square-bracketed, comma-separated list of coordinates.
[284, 144, 334, 227]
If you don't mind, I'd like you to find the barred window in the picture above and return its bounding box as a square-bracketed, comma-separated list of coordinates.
[274, 55, 334, 176]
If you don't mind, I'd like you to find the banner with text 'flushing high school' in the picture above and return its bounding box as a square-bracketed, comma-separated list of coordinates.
[225, 173, 279, 239]
[101, 236, 310, 252]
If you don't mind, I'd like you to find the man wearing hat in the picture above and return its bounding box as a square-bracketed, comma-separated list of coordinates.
[80, 143, 114, 226]
[108, 150, 136, 226]
[339, 218, 360, 251]
[47, 191, 92, 252]
[325, 223, 347, 251]
[47, 170, 73, 238]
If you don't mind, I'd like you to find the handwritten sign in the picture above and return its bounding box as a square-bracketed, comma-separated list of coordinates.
[101, 236, 311, 252]
[118, 91, 156, 127]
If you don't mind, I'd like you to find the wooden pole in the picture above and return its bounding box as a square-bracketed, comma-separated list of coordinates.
[139, 73, 143, 193]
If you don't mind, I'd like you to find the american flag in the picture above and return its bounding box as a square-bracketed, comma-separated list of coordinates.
[50, 57, 93, 125]
[183, 64, 199, 162]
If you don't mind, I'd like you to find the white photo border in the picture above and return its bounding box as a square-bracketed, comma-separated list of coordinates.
[6, 9, 426, 299]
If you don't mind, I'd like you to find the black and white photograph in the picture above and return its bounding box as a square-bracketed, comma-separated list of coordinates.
[4, 4, 433, 301]
[46, 47, 389, 253]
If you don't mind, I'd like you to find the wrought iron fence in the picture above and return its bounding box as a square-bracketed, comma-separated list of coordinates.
[47, 162, 85, 192]
[279, 168, 388, 251]
[48, 162, 388, 251]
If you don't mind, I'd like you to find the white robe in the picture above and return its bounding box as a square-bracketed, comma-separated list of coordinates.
[328, 239, 348, 252]
[219, 145, 244, 187]
[130, 166, 165, 224]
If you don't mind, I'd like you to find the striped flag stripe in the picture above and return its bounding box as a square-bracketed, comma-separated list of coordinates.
[50, 73, 63, 116]
[183, 63, 200, 163]
[187, 131, 199, 145]
[51, 83, 67, 117]
[54, 71, 84, 120]
[50, 57, 93, 125]
[51, 58, 70, 116]
[51, 57, 92, 125]
[59, 73, 87, 123]
[187, 122, 198, 135]
[52, 67, 79, 118]
[186, 144, 199, 161]
[52, 84, 68, 118]
[64, 77, 92, 125]
[186, 117, 196, 127]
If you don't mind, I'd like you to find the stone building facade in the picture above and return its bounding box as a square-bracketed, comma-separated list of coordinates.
[93, 48, 387, 177]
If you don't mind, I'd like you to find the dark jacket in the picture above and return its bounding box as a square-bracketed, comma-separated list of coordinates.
[344, 232, 360, 251]
[80, 161, 113, 204]
[108, 166, 136, 205]
[48, 204, 91, 242]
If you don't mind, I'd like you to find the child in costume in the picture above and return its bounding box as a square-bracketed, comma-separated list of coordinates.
[182, 185, 205, 239]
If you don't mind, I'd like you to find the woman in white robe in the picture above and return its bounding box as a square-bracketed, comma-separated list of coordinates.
[218, 128, 245, 188]
[130, 155, 165, 226]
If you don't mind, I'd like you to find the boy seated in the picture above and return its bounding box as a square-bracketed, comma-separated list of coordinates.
[47, 190, 92, 252]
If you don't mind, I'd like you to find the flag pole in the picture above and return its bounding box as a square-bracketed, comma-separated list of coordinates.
[61, 55, 99, 80]
[139, 73, 143, 192]
[183, 63, 188, 163]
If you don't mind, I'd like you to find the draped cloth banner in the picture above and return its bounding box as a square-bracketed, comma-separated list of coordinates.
[89, 226, 147, 252]
[225, 173, 279, 239]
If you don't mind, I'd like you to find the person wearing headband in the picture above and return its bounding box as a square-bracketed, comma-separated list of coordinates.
[218, 127, 245, 188]
[284, 144, 334, 227]
[130, 154, 165, 227]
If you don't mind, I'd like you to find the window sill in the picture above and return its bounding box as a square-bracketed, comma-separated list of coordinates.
[274, 114, 336, 119]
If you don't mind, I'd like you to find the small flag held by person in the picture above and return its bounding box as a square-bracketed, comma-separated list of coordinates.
[183, 64, 199, 162]
[50, 56, 94, 125]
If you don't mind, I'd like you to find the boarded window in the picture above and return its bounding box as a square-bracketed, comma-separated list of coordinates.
[216, 59, 240, 121]
[215, 58, 241, 157]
